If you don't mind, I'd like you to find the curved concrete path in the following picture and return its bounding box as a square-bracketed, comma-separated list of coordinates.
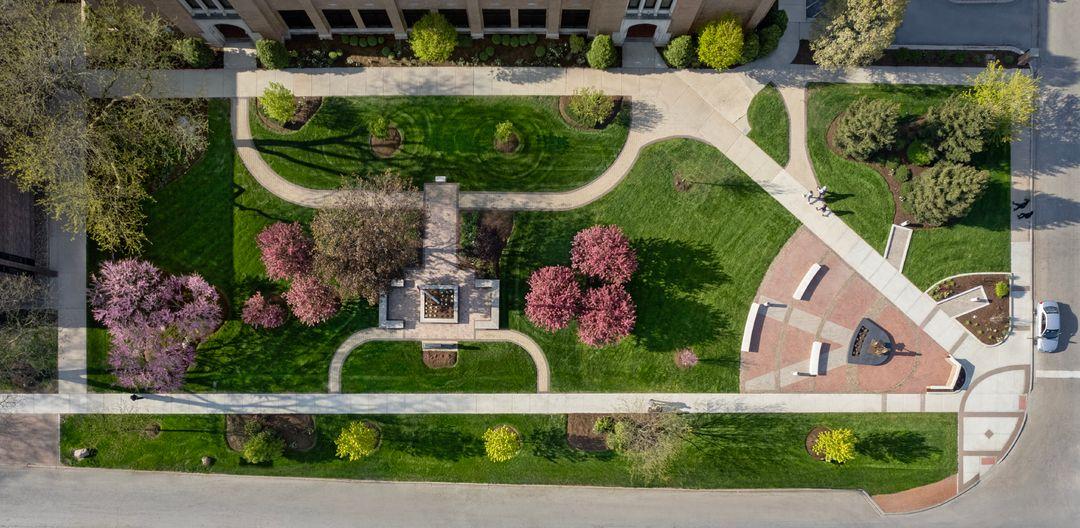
[326, 328, 550, 394]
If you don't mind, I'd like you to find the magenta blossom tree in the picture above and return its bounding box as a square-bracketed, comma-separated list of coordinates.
[256, 222, 314, 281]
[577, 284, 636, 347]
[524, 265, 582, 332]
[285, 275, 340, 326]
[570, 225, 637, 285]
[242, 292, 287, 329]
[90, 259, 221, 392]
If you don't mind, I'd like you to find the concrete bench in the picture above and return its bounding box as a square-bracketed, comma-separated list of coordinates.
[793, 263, 825, 301]
[390, 279, 405, 288]
[377, 293, 404, 329]
[927, 355, 964, 392]
[808, 341, 824, 376]
[741, 302, 763, 352]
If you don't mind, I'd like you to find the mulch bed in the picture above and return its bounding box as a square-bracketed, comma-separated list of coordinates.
[422, 349, 458, 369]
[255, 97, 323, 133]
[286, 34, 593, 68]
[805, 426, 829, 461]
[558, 96, 626, 131]
[794, 40, 1026, 69]
[929, 273, 1011, 345]
[566, 414, 611, 452]
[225, 415, 317, 452]
[370, 127, 403, 158]
[141, 422, 161, 439]
[459, 210, 514, 278]
[825, 112, 922, 226]
[673, 172, 692, 192]
[494, 133, 521, 154]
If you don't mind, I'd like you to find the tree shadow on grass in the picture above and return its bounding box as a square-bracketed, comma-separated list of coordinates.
[231, 183, 295, 224]
[389, 424, 484, 461]
[631, 238, 730, 351]
[856, 431, 940, 463]
[529, 425, 596, 462]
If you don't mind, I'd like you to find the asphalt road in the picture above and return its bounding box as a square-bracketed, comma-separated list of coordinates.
[1, 3, 1077, 527]
[894, 0, 1037, 50]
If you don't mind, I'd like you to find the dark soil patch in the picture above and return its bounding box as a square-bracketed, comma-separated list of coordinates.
[794, 40, 1027, 69]
[422, 288, 456, 319]
[225, 414, 317, 453]
[255, 97, 323, 133]
[806, 426, 829, 461]
[459, 210, 514, 278]
[567, 414, 610, 452]
[825, 112, 919, 226]
[928, 273, 1011, 345]
[141, 422, 161, 439]
[673, 172, 692, 192]
[558, 96, 626, 130]
[370, 127, 403, 159]
[494, 133, 521, 154]
[422, 349, 458, 369]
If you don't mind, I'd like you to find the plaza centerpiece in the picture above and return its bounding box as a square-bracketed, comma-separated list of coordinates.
[419, 284, 459, 323]
[848, 318, 893, 366]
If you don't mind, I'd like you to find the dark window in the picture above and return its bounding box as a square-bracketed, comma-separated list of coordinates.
[644, 0, 657, 9]
[402, 9, 429, 28]
[482, 9, 511, 29]
[660, 0, 674, 9]
[183, 0, 203, 9]
[627, 0, 641, 9]
[518, 9, 546, 28]
[216, 0, 233, 9]
[560, 9, 590, 29]
[279, 10, 314, 30]
[323, 9, 357, 29]
[358, 9, 392, 28]
[438, 9, 469, 28]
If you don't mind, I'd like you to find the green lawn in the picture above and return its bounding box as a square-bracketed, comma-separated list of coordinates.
[747, 85, 790, 166]
[502, 139, 800, 392]
[806, 83, 1010, 289]
[340, 341, 536, 393]
[250, 96, 630, 192]
[87, 100, 376, 393]
[61, 412, 956, 494]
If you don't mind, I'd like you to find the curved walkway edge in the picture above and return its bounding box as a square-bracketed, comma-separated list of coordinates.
[326, 328, 551, 394]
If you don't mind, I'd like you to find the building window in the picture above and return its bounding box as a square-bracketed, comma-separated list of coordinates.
[560, 10, 590, 30]
[482, 9, 511, 29]
[518, 9, 546, 28]
[627, 0, 641, 10]
[323, 9, 357, 29]
[402, 9, 429, 28]
[279, 10, 315, 30]
[183, 0, 204, 10]
[439, 9, 469, 29]
[358, 10, 392, 29]
[644, 0, 657, 9]
[660, 0, 674, 10]
[216, 0, 233, 10]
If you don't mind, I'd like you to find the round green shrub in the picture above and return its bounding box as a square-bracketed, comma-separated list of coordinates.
[835, 97, 901, 161]
[367, 36, 379, 46]
[907, 140, 936, 166]
[458, 34, 473, 48]
[569, 35, 586, 54]
[492, 34, 503, 45]
[697, 15, 743, 70]
[757, 24, 783, 57]
[259, 82, 296, 124]
[172, 37, 214, 68]
[586, 34, 617, 70]
[409, 12, 457, 62]
[483, 425, 522, 462]
[567, 87, 615, 127]
[535, 45, 546, 58]
[368, 115, 390, 139]
[350, 35, 361, 46]
[255, 39, 289, 70]
[242, 430, 284, 464]
[335, 421, 380, 461]
[740, 32, 760, 64]
[812, 428, 857, 464]
[485, 46, 495, 56]
[378, 36, 386, 44]
[909, 163, 991, 226]
[380, 46, 393, 57]
[527, 34, 538, 45]
[494, 120, 516, 143]
[663, 35, 695, 68]
[895, 165, 912, 182]
[995, 281, 1009, 298]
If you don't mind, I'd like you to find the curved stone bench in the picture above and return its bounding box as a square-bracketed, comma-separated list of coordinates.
[741, 302, 764, 352]
[793, 263, 825, 300]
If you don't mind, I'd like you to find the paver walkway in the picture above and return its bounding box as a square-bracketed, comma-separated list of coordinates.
[50, 220, 86, 394]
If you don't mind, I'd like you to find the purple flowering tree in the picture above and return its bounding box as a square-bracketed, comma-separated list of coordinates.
[577, 284, 636, 347]
[90, 259, 221, 392]
[256, 222, 314, 281]
[524, 265, 582, 332]
[285, 275, 340, 326]
[570, 225, 637, 285]
[241, 292, 287, 329]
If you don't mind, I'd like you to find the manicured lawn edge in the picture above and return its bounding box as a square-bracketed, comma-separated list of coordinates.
[747, 84, 790, 166]
[339, 341, 537, 393]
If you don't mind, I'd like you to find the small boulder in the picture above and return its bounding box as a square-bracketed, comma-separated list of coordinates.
[72, 448, 95, 460]
[201, 456, 215, 467]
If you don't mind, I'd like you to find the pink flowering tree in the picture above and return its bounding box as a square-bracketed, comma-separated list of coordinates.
[242, 292, 287, 329]
[285, 275, 340, 326]
[577, 284, 636, 347]
[524, 265, 582, 332]
[256, 222, 314, 281]
[570, 225, 637, 285]
[90, 259, 222, 392]
[675, 348, 699, 369]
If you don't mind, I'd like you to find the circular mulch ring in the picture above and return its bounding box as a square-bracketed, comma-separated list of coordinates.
[141, 422, 161, 439]
[558, 95, 625, 130]
[805, 426, 830, 461]
[422, 349, 458, 369]
[673, 173, 692, 192]
[255, 97, 323, 133]
[494, 133, 522, 154]
[225, 414, 317, 453]
[370, 127, 403, 158]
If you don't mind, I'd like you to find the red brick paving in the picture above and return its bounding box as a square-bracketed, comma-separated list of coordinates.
[871, 474, 958, 513]
[743, 227, 954, 394]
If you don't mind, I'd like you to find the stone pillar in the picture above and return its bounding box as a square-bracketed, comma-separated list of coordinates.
[350, 10, 366, 30]
[546, 0, 562, 39]
[297, 0, 332, 40]
[746, 0, 776, 29]
[380, 0, 408, 39]
[466, 0, 484, 38]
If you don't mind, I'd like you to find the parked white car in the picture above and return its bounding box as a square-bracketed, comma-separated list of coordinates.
[1036, 301, 1061, 352]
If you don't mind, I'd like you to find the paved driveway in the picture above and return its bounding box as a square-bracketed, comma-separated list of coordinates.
[893, 0, 1037, 50]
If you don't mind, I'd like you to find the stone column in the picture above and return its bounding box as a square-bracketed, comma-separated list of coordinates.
[546, 0, 563, 39]
[298, 0, 332, 40]
[380, 0, 408, 39]
[350, 10, 366, 30]
[466, 0, 484, 38]
[746, 0, 776, 29]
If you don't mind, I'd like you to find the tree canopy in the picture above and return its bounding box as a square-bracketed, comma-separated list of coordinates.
[810, 0, 909, 70]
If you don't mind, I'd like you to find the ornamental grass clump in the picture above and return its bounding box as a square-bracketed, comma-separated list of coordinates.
[568, 87, 615, 128]
[242, 429, 285, 464]
[494, 120, 516, 144]
[260, 82, 297, 125]
[368, 115, 390, 140]
[483, 425, 522, 462]
[335, 421, 381, 461]
[811, 428, 857, 464]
